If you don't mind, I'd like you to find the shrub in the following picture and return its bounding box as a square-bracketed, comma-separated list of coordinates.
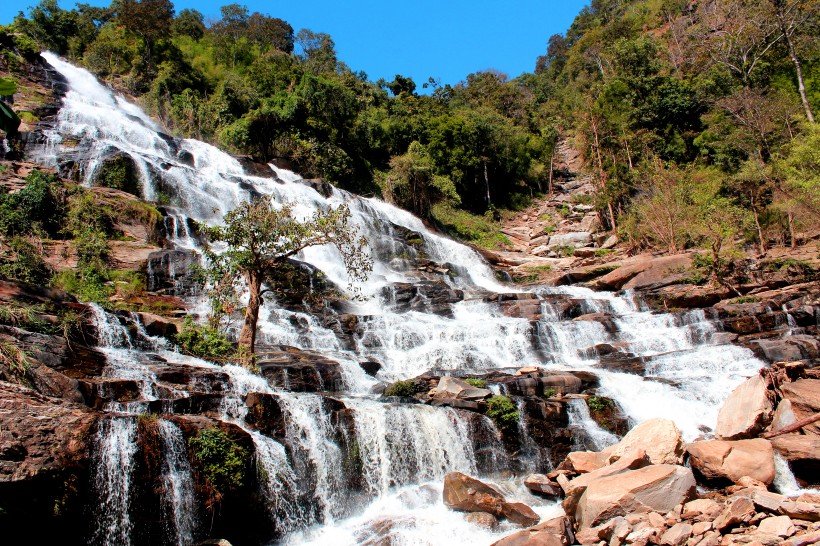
[464, 378, 487, 389]
[587, 396, 613, 414]
[555, 245, 575, 257]
[0, 236, 53, 285]
[556, 204, 571, 218]
[544, 388, 556, 398]
[485, 395, 519, 429]
[188, 427, 248, 493]
[0, 169, 64, 237]
[175, 316, 234, 359]
[383, 378, 419, 397]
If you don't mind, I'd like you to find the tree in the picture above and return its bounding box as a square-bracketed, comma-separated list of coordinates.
[200, 196, 372, 364]
[210, 3, 250, 68]
[171, 8, 205, 40]
[246, 13, 294, 54]
[378, 141, 459, 219]
[115, 0, 174, 61]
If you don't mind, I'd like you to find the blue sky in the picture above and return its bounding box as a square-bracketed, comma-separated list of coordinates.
[2, 0, 589, 86]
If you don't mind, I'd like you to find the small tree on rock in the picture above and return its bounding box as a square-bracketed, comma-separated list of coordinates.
[200, 196, 372, 366]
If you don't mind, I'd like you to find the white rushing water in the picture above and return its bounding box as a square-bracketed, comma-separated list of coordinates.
[92, 416, 138, 546]
[36, 52, 781, 545]
[158, 419, 197, 546]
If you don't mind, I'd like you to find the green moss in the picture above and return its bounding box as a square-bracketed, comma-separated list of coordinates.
[93, 155, 141, 196]
[587, 396, 613, 414]
[383, 378, 420, 397]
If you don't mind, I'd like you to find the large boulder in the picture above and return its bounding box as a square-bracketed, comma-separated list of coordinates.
[715, 375, 773, 440]
[770, 433, 820, 485]
[431, 376, 491, 401]
[573, 465, 697, 530]
[443, 472, 540, 527]
[780, 379, 820, 435]
[602, 418, 685, 465]
[562, 449, 652, 515]
[686, 438, 775, 485]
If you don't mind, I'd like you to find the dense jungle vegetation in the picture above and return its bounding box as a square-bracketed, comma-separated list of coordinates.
[1, 0, 818, 260]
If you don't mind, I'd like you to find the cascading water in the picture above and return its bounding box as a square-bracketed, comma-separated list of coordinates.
[158, 420, 198, 546]
[567, 398, 618, 451]
[34, 52, 786, 545]
[91, 416, 139, 546]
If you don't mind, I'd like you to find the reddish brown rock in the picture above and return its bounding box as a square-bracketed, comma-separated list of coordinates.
[491, 516, 573, 546]
[715, 375, 773, 440]
[686, 438, 775, 485]
[573, 465, 697, 530]
[603, 418, 686, 465]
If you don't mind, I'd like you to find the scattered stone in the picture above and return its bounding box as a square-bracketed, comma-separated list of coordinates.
[524, 474, 562, 497]
[686, 439, 775, 485]
[490, 515, 573, 546]
[692, 522, 712, 535]
[682, 499, 723, 520]
[750, 490, 786, 513]
[465, 511, 499, 530]
[431, 376, 491, 400]
[563, 451, 608, 474]
[501, 502, 541, 527]
[715, 375, 773, 440]
[443, 472, 505, 515]
[757, 515, 795, 537]
[713, 497, 756, 532]
[779, 501, 820, 522]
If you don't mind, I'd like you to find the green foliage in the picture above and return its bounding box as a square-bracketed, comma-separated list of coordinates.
[175, 316, 235, 359]
[485, 395, 519, 429]
[383, 379, 419, 398]
[727, 295, 761, 304]
[0, 341, 33, 384]
[543, 388, 557, 398]
[0, 169, 64, 238]
[464, 378, 487, 389]
[188, 427, 248, 493]
[0, 236, 52, 285]
[431, 204, 509, 250]
[93, 155, 141, 196]
[587, 396, 613, 414]
[554, 245, 575, 257]
[556, 204, 571, 218]
[594, 248, 612, 257]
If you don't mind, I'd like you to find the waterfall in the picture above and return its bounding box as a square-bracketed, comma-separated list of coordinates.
[567, 398, 619, 451]
[158, 420, 197, 546]
[91, 417, 139, 546]
[345, 398, 477, 497]
[33, 53, 782, 545]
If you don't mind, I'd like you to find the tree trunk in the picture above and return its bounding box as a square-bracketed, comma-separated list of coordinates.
[483, 161, 491, 207]
[777, 7, 815, 122]
[547, 146, 554, 195]
[788, 209, 797, 248]
[751, 194, 767, 255]
[238, 271, 263, 367]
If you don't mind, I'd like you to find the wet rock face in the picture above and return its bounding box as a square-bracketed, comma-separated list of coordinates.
[0, 382, 96, 545]
[146, 249, 201, 295]
[257, 345, 345, 392]
[382, 281, 464, 317]
[91, 150, 142, 196]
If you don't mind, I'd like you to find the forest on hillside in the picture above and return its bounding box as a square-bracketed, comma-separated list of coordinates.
[1, 0, 818, 266]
